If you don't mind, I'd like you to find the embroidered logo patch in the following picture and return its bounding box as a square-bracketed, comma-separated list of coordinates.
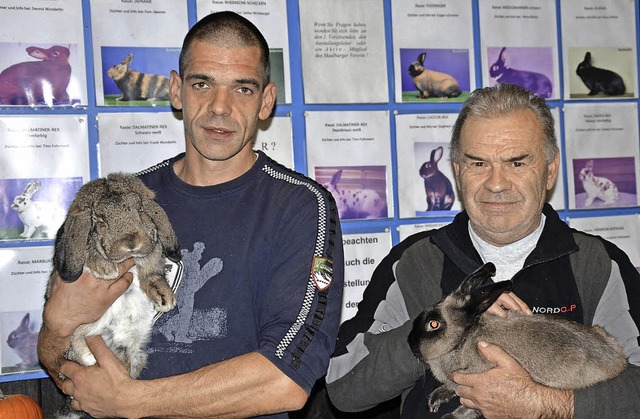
[312, 256, 333, 291]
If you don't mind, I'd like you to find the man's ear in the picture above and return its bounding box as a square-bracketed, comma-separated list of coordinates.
[169, 70, 183, 110]
[259, 82, 277, 120]
[546, 149, 560, 191]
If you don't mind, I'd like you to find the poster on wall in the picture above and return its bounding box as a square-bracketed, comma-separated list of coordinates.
[0, 246, 51, 377]
[569, 215, 640, 270]
[97, 112, 186, 176]
[561, 0, 637, 99]
[391, 0, 475, 103]
[0, 0, 87, 106]
[255, 116, 294, 169]
[564, 103, 640, 210]
[90, 0, 188, 107]
[197, 0, 292, 105]
[305, 110, 393, 220]
[341, 231, 391, 323]
[478, 0, 559, 100]
[299, 0, 388, 104]
[395, 113, 461, 218]
[0, 115, 89, 241]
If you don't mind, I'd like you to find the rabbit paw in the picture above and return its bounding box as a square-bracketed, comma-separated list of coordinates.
[141, 277, 176, 312]
[428, 385, 455, 413]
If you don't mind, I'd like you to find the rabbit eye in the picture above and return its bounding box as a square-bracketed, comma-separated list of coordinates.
[427, 320, 441, 331]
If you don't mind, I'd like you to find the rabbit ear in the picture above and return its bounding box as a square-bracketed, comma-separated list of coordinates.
[499, 47, 507, 60]
[22, 180, 41, 197]
[143, 198, 181, 262]
[431, 147, 443, 163]
[457, 263, 513, 316]
[20, 313, 30, 329]
[53, 208, 93, 282]
[418, 52, 426, 65]
[586, 160, 594, 169]
[330, 169, 343, 186]
[123, 53, 133, 65]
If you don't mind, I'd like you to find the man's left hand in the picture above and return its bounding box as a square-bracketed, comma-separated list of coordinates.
[451, 341, 573, 419]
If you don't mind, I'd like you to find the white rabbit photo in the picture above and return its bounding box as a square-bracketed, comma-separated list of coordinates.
[9, 179, 67, 239]
[572, 157, 639, 209]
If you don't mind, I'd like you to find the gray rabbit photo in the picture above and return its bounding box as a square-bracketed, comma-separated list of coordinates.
[408, 263, 628, 419]
[43, 172, 181, 378]
[5, 312, 40, 370]
[419, 146, 455, 211]
[576, 51, 626, 96]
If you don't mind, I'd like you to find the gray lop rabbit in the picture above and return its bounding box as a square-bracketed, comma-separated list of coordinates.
[408, 263, 628, 419]
[6, 313, 40, 369]
[419, 146, 455, 211]
[44, 173, 181, 378]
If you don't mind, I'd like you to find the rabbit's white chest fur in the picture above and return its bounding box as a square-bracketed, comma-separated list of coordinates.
[68, 266, 155, 377]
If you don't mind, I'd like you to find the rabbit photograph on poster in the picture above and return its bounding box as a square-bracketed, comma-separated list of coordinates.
[317, 166, 388, 220]
[487, 47, 554, 99]
[419, 146, 455, 212]
[400, 48, 470, 102]
[573, 157, 637, 209]
[0, 43, 75, 106]
[2, 311, 41, 373]
[569, 48, 633, 98]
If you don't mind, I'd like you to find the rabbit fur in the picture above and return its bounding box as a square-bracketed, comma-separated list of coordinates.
[489, 47, 552, 98]
[419, 146, 455, 211]
[11, 180, 66, 239]
[408, 263, 628, 418]
[323, 169, 386, 219]
[576, 52, 626, 96]
[579, 160, 619, 207]
[107, 53, 170, 102]
[6, 313, 40, 369]
[45, 172, 181, 378]
[408, 52, 461, 99]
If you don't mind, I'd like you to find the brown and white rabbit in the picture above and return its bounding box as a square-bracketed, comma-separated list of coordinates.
[6, 313, 40, 369]
[408, 52, 461, 99]
[579, 160, 619, 207]
[107, 53, 170, 102]
[576, 52, 626, 96]
[419, 146, 455, 211]
[323, 169, 387, 219]
[44, 173, 181, 378]
[489, 47, 552, 98]
[11, 180, 66, 239]
[408, 263, 628, 419]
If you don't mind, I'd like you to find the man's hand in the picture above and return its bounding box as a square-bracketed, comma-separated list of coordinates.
[452, 341, 573, 419]
[486, 291, 532, 318]
[60, 335, 139, 418]
[44, 259, 135, 338]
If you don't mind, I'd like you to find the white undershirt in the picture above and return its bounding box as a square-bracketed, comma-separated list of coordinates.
[468, 214, 546, 282]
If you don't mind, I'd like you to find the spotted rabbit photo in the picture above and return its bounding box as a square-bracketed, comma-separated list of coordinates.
[11, 180, 66, 239]
[578, 159, 619, 207]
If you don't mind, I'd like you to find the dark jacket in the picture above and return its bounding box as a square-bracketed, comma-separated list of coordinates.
[326, 204, 640, 418]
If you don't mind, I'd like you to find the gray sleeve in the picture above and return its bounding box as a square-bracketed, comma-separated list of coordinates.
[574, 260, 640, 416]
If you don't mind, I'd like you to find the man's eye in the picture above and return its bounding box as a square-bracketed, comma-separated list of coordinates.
[512, 161, 525, 168]
[192, 82, 209, 90]
[238, 86, 254, 95]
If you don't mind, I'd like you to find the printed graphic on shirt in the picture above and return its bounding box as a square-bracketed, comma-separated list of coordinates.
[157, 242, 224, 344]
[312, 256, 333, 290]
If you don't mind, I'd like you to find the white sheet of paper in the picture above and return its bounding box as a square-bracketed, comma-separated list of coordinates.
[569, 214, 640, 269]
[397, 222, 450, 243]
[299, 0, 388, 104]
[561, 0, 637, 99]
[395, 113, 460, 218]
[0, 0, 87, 105]
[341, 231, 391, 323]
[0, 115, 88, 241]
[564, 103, 640, 209]
[197, 0, 292, 104]
[305, 110, 393, 220]
[478, 0, 559, 99]
[90, 0, 188, 106]
[97, 112, 186, 175]
[391, 0, 475, 103]
[0, 246, 50, 375]
[255, 116, 294, 169]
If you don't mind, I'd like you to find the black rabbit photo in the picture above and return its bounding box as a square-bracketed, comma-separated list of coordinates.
[575, 51, 626, 96]
[419, 146, 455, 211]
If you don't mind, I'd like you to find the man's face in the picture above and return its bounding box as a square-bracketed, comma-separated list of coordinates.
[453, 109, 559, 246]
[169, 40, 276, 164]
